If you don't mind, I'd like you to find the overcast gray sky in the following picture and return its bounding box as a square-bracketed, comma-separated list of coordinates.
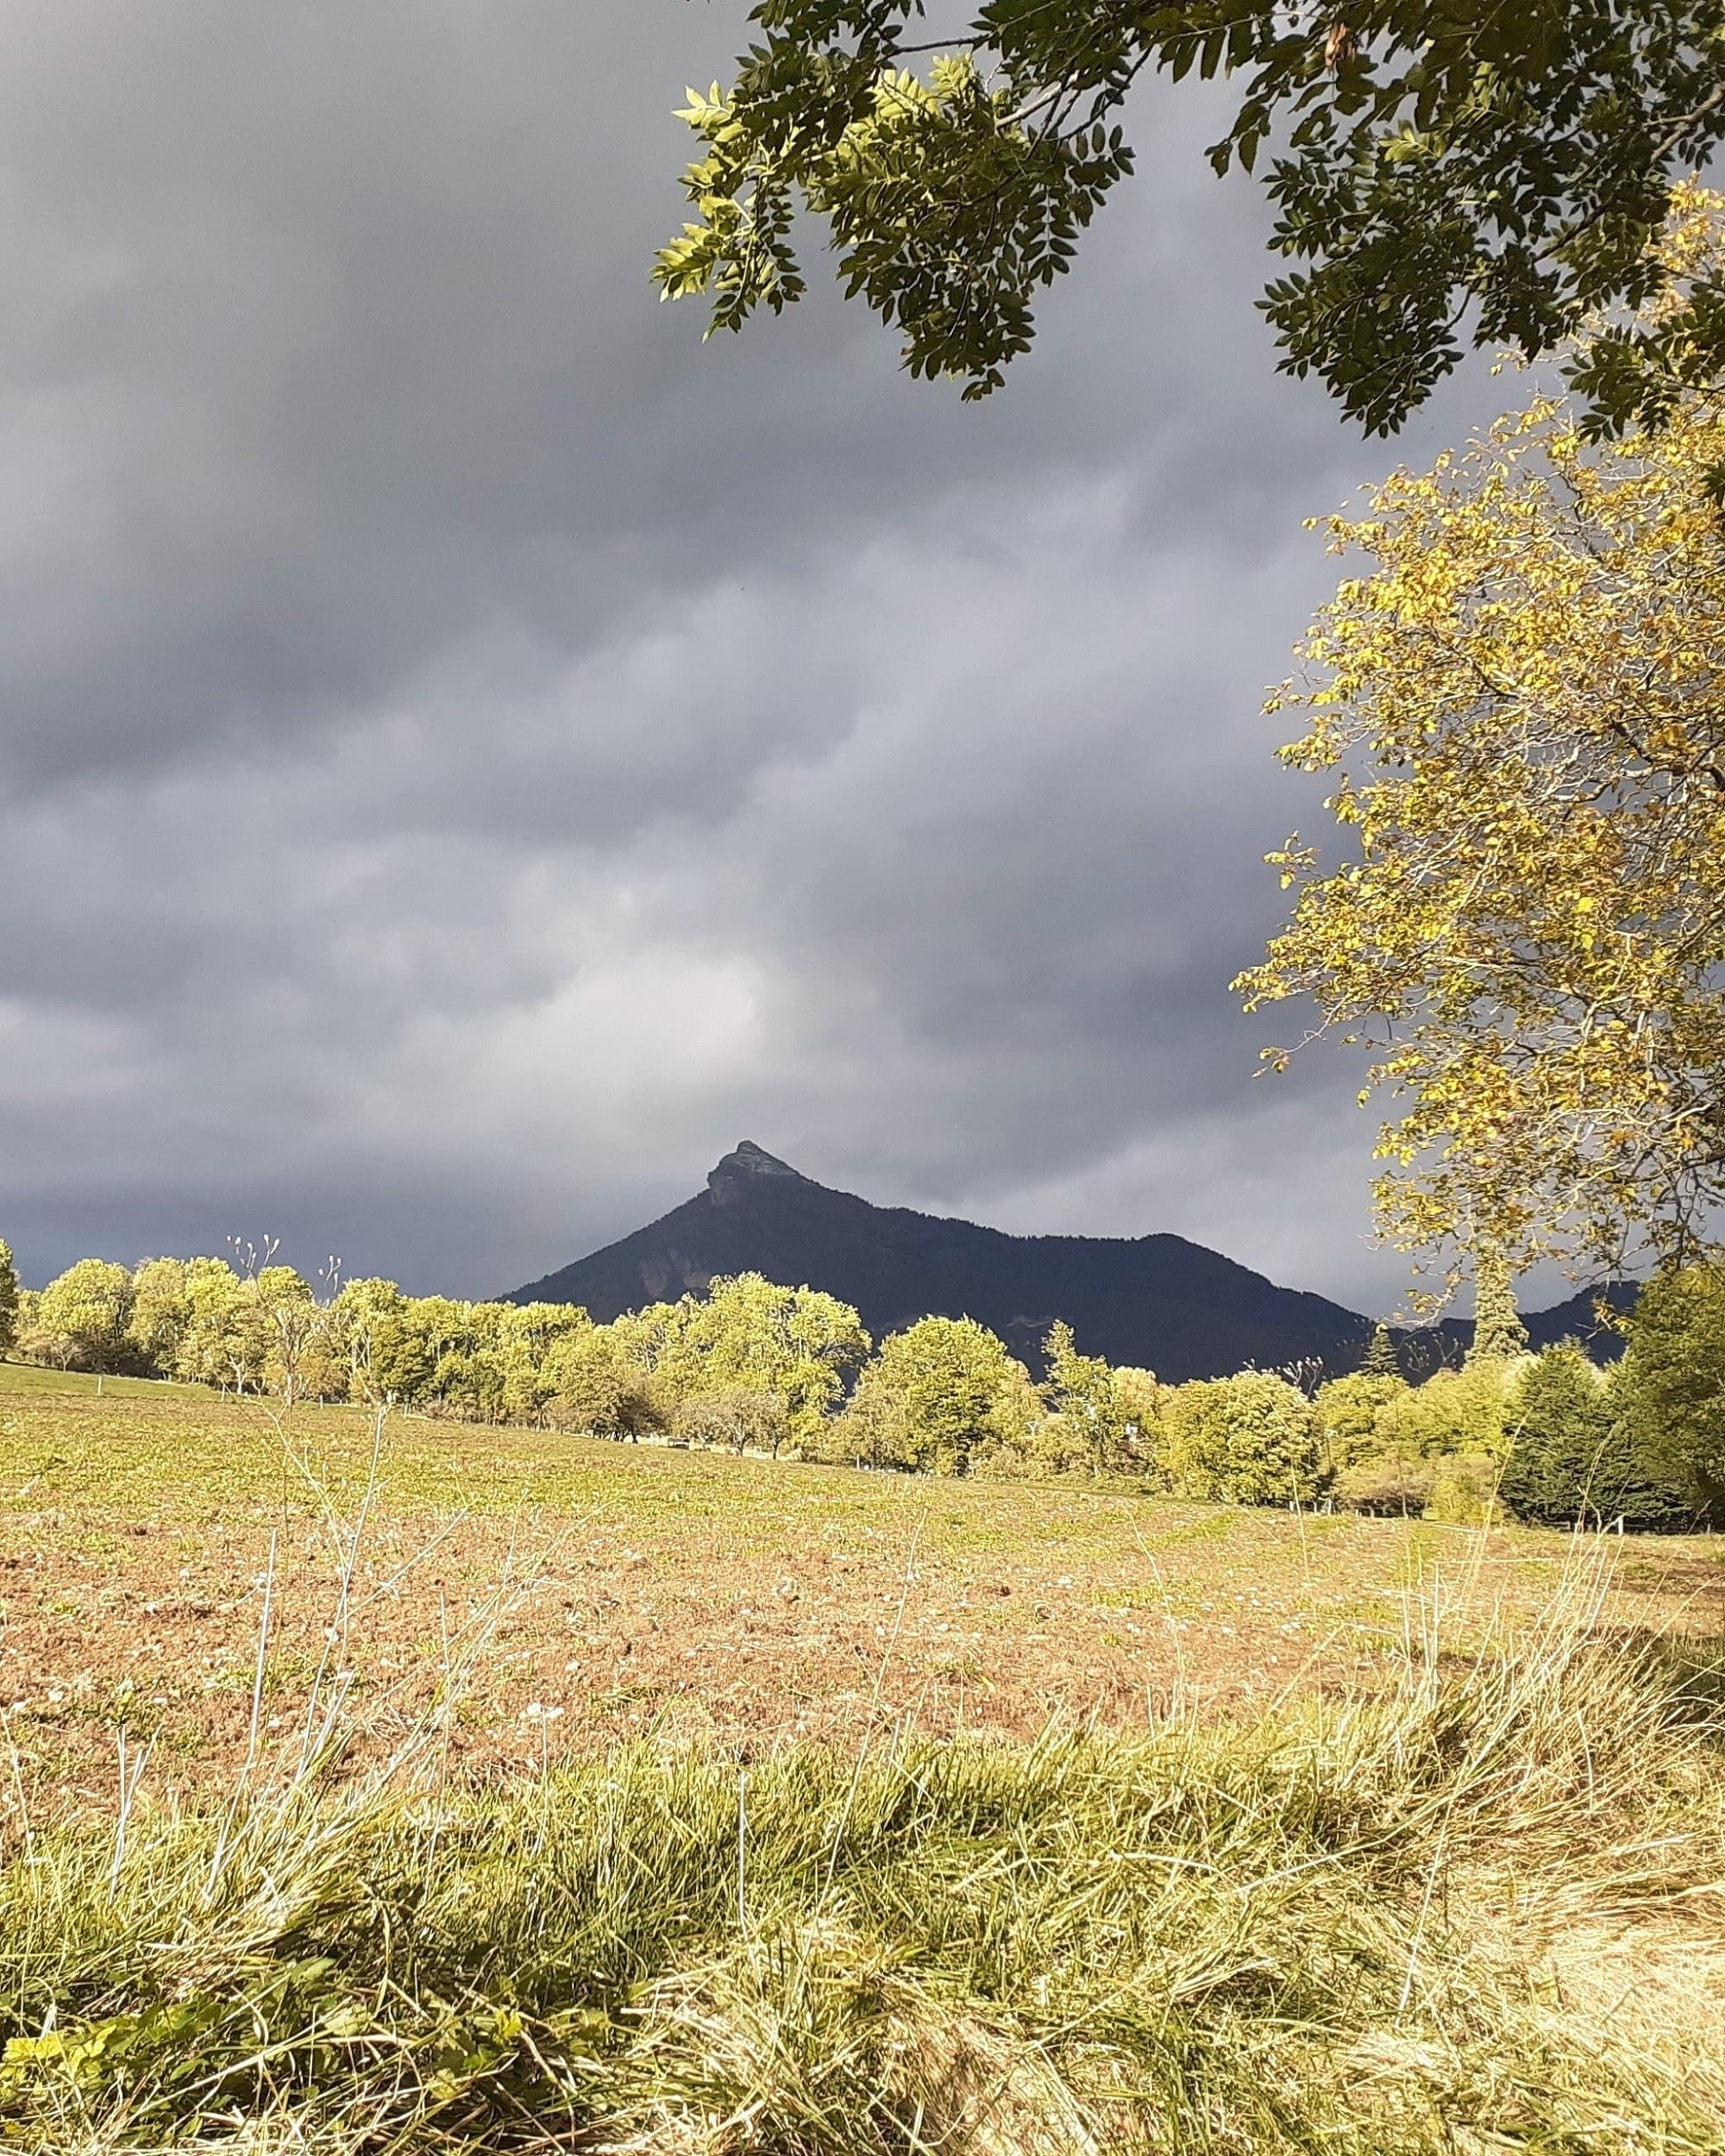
[0, 1, 1521, 1313]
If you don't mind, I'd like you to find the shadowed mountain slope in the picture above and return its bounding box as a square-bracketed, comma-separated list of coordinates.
[511, 1144, 1631, 1381]
[511, 1142, 1392, 1380]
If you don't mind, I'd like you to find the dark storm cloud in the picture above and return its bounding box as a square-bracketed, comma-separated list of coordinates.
[0, 1, 1503, 1311]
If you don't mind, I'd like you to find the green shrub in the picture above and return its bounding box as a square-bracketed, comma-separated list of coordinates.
[129, 1256, 218, 1379]
[671, 1386, 790, 1455]
[1007, 1407, 1095, 1478]
[1036, 1321, 1152, 1476]
[1499, 1344, 1609, 1526]
[324, 1276, 437, 1403]
[490, 1302, 593, 1424]
[9, 1287, 40, 1356]
[0, 1237, 17, 1357]
[612, 1275, 869, 1449]
[1038, 1321, 1112, 1472]
[829, 1317, 1032, 1475]
[1111, 1365, 1163, 1454]
[1496, 1344, 1673, 1528]
[543, 1329, 668, 1439]
[1160, 1371, 1322, 1505]
[1427, 1453, 1502, 1526]
[1334, 1454, 1435, 1516]
[34, 1259, 139, 1374]
[1466, 1249, 1530, 1364]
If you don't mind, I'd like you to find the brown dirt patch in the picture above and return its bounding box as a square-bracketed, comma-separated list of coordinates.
[3, 1377, 1720, 1821]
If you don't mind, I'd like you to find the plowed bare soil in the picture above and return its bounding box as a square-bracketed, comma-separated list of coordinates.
[3, 1369, 1721, 1822]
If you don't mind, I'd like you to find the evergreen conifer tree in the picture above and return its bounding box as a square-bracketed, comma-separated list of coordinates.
[1610, 1266, 1725, 1526]
[1361, 1324, 1401, 1379]
[1467, 1250, 1529, 1365]
[1501, 1342, 1688, 1528]
[1499, 1344, 1609, 1525]
[0, 1239, 16, 1357]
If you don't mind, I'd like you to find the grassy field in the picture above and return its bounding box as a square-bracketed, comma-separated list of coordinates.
[4, 1371, 1725, 2150]
[3, 1366, 1723, 1811]
[0, 1362, 208, 1399]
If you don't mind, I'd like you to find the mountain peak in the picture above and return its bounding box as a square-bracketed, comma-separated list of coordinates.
[509, 1150, 1628, 1380]
[707, 1141, 806, 1202]
[511, 1143, 1372, 1376]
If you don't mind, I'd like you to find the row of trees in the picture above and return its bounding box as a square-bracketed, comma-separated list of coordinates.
[6, 1233, 1723, 1528]
[0, 1245, 1152, 1476]
[0, 1250, 869, 1440]
[1316, 1335, 1706, 1532]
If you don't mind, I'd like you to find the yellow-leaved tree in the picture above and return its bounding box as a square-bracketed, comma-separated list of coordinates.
[1239, 185, 1725, 1283]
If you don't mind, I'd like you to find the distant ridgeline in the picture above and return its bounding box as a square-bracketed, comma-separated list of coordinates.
[509, 1143, 1629, 1383]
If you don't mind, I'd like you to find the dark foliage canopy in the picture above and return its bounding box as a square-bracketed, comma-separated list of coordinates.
[1498, 1341, 1686, 1529]
[1614, 1264, 1725, 1523]
[656, 0, 1725, 434]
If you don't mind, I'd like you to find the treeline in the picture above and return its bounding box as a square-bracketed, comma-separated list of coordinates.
[2, 1241, 1722, 1528]
[0, 1253, 873, 1438]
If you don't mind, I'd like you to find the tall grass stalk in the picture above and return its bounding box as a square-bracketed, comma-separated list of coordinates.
[1, 1544, 1722, 2152]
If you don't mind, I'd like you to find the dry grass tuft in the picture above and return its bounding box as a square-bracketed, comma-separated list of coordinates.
[4, 1384, 1725, 2149]
[0, 1545, 1720, 2151]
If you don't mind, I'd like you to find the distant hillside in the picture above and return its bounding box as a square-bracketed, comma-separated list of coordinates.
[511, 1144, 1634, 1381]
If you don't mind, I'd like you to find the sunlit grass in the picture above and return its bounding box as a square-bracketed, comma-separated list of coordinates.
[6, 1382, 1725, 1824]
[2, 1550, 1722, 2153]
[3, 1389, 1724, 2145]
[0, 1361, 206, 1400]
